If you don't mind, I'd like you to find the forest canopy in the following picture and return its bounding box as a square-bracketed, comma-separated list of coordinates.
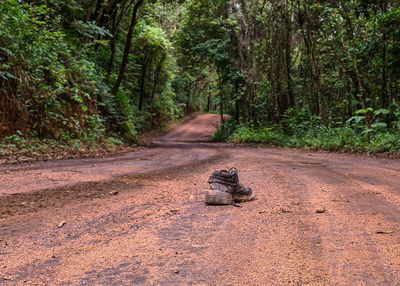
[1, 0, 400, 155]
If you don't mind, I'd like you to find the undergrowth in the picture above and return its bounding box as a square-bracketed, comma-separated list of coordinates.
[215, 107, 400, 155]
[0, 125, 127, 164]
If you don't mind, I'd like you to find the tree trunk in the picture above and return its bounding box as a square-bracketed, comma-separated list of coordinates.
[106, 0, 134, 82]
[106, 30, 118, 82]
[151, 55, 166, 105]
[91, 0, 104, 22]
[218, 76, 225, 127]
[139, 54, 148, 111]
[85, 0, 97, 22]
[298, 5, 322, 117]
[339, 2, 367, 111]
[381, 2, 388, 112]
[285, 0, 295, 107]
[111, 0, 144, 96]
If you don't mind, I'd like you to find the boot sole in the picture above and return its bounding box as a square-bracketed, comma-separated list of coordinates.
[233, 193, 256, 203]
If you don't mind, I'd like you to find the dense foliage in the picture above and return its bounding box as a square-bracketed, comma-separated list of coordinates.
[178, 1, 400, 122]
[0, 0, 187, 143]
[1, 0, 400, 155]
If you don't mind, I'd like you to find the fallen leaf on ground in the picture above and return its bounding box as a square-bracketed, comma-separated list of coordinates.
[376, 231, 393, 234]
[58, 221, 66, 228]
[272, 208, 292, 214]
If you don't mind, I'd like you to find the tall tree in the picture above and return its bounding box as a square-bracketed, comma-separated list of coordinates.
[111, 0, 144, 96]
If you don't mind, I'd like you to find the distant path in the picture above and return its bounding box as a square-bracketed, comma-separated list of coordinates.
[153, 113, 222, 143]
[1, 114, 400, 285]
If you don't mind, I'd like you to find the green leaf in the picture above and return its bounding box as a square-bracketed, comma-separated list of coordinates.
[347, 116, 364, 124]
[0, 71, 16, 80]
[371, 122, 387, 129]
[362, 128, 374, 134]
[355, 108, 373, 115]
[374, 109, 390, 116]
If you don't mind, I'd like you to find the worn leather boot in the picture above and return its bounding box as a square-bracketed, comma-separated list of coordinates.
[208, 168, 238, 193]
[205, 167, 254, 205]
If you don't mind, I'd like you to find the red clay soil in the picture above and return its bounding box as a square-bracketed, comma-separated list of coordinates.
[1, 114, 400, 285]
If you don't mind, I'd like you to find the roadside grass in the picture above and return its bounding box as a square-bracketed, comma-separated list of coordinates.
[215, 121, 400, 155]
[0, 132, 131, 164]
[0, 113, 197, 164]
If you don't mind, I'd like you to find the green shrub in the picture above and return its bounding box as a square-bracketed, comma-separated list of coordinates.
[282, 107, 321, 136]
[213, 119, 238, 142]
[0, 0, 110, 138]
[221, 119, 400, 155]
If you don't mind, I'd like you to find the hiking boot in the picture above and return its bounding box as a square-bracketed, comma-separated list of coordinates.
[208, 168, 238, 194]
[205, 167, 255, 205]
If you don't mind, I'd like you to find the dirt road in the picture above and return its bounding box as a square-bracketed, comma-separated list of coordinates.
[1, 114, 400, 285]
